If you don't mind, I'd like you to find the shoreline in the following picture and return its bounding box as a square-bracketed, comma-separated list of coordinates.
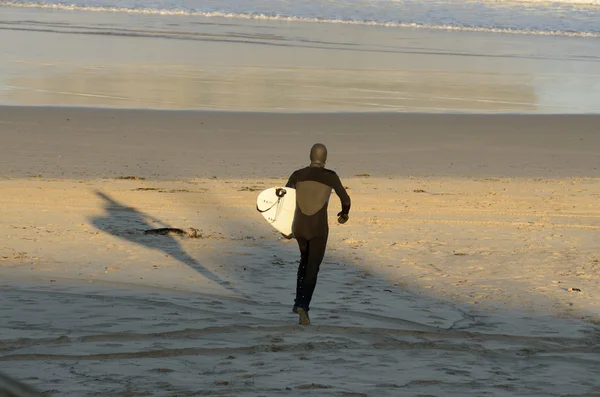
[2, 2, 600, 39]
[2, 7, 600, 113]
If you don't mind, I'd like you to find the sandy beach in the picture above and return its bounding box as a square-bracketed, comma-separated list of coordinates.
[1, 107, 599, 396]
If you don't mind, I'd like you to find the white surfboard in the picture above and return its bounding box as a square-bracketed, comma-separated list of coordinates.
[256, 187, 296, 238]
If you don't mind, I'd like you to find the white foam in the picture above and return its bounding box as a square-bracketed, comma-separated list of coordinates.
[2, 1, 600, 38]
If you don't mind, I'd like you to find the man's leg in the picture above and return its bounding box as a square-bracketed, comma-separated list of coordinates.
[296, 234, 328, 322]
[294, 236, 308, 310]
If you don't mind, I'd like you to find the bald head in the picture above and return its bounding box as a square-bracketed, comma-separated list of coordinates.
[309, 143, 327, 167]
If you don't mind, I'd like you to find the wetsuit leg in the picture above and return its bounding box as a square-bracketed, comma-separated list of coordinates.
[296, 234, 328, 311]
[294, 236, 309, 308]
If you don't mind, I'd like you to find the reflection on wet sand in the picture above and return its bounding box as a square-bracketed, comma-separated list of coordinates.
[5, 64, 537, 112]
[2, 5, 600, 113]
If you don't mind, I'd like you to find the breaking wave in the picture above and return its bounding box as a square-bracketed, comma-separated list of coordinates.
[1, 0, 600, 38]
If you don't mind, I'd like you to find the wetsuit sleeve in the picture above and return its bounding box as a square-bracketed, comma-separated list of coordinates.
[332, 173, 351, 215]
[285, 171, 298, 188]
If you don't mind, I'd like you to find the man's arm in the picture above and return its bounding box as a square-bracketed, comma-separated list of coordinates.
[285, 171, 298, 189]
[332, 173, 351, 218]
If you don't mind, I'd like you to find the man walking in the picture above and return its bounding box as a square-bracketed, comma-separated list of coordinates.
[285, 143, 351, 325]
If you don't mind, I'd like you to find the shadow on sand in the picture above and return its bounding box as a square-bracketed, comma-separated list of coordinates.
[0, 371, 44, 397]
[89, 190, 244, 297]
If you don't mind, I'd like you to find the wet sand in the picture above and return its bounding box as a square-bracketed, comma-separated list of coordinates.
[1, 107, 599, 396]
[1, 6, 600, 113]
[1, 106, 600, 179]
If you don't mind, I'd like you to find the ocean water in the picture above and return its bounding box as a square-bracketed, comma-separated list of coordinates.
[1, 0, 599, 112]
[2, 0, 600, 37]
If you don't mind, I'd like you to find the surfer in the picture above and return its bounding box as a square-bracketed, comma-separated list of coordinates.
[285, 143, 351, 325]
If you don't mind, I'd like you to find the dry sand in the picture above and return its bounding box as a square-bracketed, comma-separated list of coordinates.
[1, 107, 599, 396]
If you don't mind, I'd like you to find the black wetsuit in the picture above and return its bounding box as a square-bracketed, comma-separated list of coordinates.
[285, 166, 351, 311]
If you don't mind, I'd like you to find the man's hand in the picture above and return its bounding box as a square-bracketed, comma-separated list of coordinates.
[337, 212, 349, 224]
